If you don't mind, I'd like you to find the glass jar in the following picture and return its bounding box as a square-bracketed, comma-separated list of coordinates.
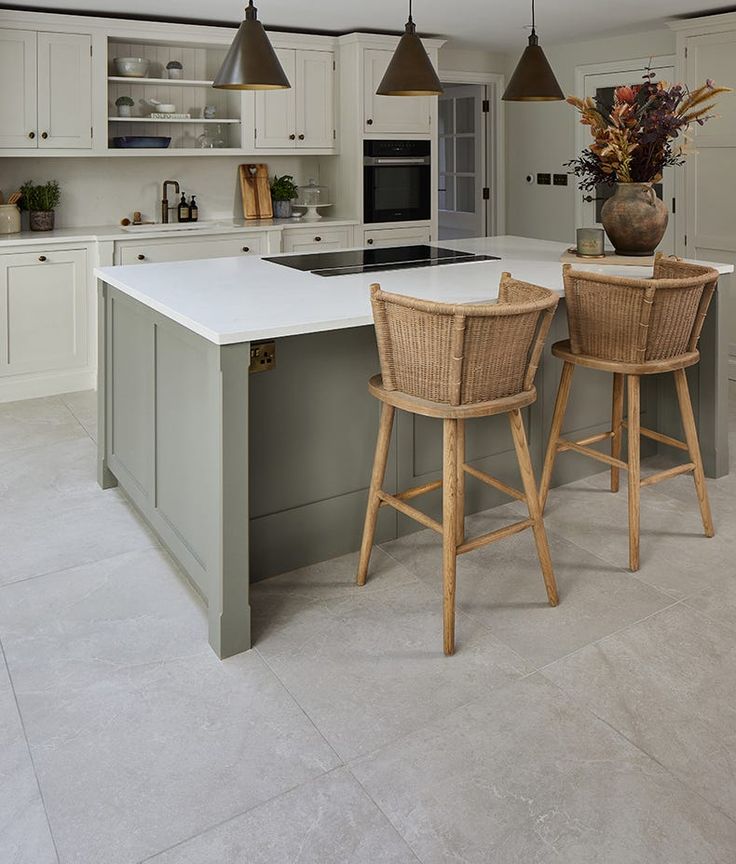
[0, 204, 21, 235]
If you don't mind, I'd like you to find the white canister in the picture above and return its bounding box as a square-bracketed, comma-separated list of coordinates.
[0, 204, 21, 235]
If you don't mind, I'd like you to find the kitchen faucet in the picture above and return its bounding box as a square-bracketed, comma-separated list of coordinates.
[161, 180, 180, 223]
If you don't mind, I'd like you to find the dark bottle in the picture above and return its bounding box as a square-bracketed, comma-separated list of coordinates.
[177, 193, 190, 223]
[189, 195, 198, 222]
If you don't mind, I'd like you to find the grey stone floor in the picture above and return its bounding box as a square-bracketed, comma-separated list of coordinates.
[2, 385, 736, 863]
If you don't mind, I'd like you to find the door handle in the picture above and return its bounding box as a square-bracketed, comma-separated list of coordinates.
[582, 195, 606, 203]
[41, 132, 48, 140]
[38, 255, 47, 262]
[289, 134, 296, 140]
[137, 254, 145, 260]
[298, 134, 305, 140]
[28, 131, 36, 139]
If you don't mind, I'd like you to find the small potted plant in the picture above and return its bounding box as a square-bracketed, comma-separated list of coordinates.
[115, 95, 134, 117]
[20, 180, 61, 232]
[166, 60, 183, 80]
[270, 174, 298, 218]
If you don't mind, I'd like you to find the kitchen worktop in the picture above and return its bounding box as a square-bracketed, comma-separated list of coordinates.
[0, 216, 359, 248]
[95, 235, 734, 346]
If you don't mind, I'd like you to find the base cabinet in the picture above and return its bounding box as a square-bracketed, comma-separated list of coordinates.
[363, 225, 433, 248]
[282, 226, 353, 253]
[0, 248, 88, 384]
[116, 233, 271, 265]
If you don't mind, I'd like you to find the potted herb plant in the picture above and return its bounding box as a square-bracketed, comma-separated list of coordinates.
[270, 174, 299, 219]
[166, 60, 183, 80]
[115, 95, 135, 117]
[20, 180, 61, 232]
[567, 73, 731, 256]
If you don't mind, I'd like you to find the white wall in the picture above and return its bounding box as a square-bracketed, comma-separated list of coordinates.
[505, 28, 676, 242]
[0, 155, 323, 228]
[439, 45, 507, 76]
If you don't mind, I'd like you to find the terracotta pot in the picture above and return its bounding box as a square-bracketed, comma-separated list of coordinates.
[30, 210, 55, 231]
[600, 182, 668, 257]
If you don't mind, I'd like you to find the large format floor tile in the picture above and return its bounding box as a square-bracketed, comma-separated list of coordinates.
[0, 396, 86, 454]
[60, 390, 97, 442]
[351, 675, 736, 864]
[382, 505, 673, 667]
[252, 547, 532, 761]
[0, 548, 340, 864]
[147, 768, 417, 864]
[543, 603, 736, 817]
[0, 652, 57, 864]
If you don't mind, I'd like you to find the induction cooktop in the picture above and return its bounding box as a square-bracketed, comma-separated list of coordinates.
[264, 244, 499, 277]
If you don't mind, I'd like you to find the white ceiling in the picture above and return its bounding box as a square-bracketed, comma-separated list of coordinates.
[3, 0, 732, 50]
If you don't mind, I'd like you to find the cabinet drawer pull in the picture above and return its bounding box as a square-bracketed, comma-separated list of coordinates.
[38, 255, 47, 262]
[366, 118, 373, 126]
[289, 133, 296, 140]
[314, 236, 322, 242]
[41, 132, 48, 140]
[298, 134, 305, 140]
[137, 254, 145, 260]
[242, 246, 250, 253]
[366, 238, 374, 245]
[28, 131, 36, 139]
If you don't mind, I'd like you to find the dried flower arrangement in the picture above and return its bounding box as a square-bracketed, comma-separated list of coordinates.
[566, 71, 731, 190]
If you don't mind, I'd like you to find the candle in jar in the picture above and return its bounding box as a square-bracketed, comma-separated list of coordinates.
[576, 227, 605, 257]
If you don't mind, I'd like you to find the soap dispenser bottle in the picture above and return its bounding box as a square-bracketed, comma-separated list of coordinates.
[189, 195, 198, 222]
[178, 193, 190, 223]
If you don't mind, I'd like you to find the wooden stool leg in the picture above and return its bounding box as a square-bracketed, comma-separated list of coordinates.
[627, 375, 641, 572]
[357, 403, 395, 586]
[509, 409, 559, 607]
[540, 361, 575, 510]
[611, 372, 625, 493]
[456, 419, 466, 545]
[673, 368, 715, 538]
[443, 418, 458, 656]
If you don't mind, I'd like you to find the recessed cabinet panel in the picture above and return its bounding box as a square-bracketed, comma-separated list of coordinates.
[363, 48, 432, 135]
[0, 249, 87, 376]
[0, 29, 37, 148]
[254, 48, 298, 149]
[363, 225, 432, 248]
[38, 32, 92, 149]
[296, 50, 334, 148]
[282, 226, 352, 253]
[117, 233, 268, 265]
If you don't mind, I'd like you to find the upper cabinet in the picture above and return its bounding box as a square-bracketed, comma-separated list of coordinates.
[363, 48, 433, 135]
[254, 48, 335, 150]
[0, 28, 91, 149]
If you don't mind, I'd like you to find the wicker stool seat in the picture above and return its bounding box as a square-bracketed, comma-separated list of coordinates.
[358, 275, 560, 656]
[540, 254, 720, 572]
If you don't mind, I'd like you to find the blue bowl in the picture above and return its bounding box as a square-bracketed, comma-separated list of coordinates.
[113, 136, 171, 149]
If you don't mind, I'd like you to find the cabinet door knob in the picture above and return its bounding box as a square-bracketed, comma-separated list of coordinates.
[242, 246, 250, 253]
[366, 119, 373, 126]
[314, 236, 322, 242]
[38, 255, 47, 262]
[366, 238, 374, 245]
[298, 134, 305, 140]
[28, 131, 36, 139]
[289, 133, 296, 140]
[137, 254, 145, 260]
[41, 132, 48, 140]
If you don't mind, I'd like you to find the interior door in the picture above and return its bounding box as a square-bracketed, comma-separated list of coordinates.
[0, 28, 37, 148]
[581, 65, 676, 254]
[37, 32, 92, 149]
[296, 50, 334, 148]
[254, 48, 297, 148]
[438, 84, 487, 240]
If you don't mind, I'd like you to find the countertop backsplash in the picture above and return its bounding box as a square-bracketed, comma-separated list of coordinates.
[0, 155, 324, 229]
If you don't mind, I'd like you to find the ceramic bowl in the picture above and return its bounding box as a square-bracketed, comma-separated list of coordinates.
[155, 104, 176, 114]
[114, 57, 150, 78]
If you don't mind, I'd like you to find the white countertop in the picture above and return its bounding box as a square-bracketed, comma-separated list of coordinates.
[0, 217, 359, 248]
[95, 235, 734, 346]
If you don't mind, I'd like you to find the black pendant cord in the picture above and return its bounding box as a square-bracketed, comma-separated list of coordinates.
[408, 0, 413, 24]
[531, 0, 536, 35]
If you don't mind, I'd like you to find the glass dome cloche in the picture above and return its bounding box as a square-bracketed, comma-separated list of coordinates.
[294, 178, 332, 221]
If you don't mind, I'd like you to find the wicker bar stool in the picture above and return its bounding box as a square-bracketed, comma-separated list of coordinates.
[357, 275, 560, 656]
[540, 254, 720, 572]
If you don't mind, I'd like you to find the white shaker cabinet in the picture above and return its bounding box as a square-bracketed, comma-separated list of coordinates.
[363, 225, 433, 248]
[0, 28, 92, 150]
[0, 248, 88, 380]
[116, 233, 271, 265]
[363, 48, 432, 135]
[282, 226, 353, 253]
[255, 48, 334, 150]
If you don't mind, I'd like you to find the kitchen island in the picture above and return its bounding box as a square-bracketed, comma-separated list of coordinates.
[95, 236, 733, 658]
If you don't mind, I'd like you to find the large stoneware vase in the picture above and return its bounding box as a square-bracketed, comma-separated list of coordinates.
[600, 182, 668, 257]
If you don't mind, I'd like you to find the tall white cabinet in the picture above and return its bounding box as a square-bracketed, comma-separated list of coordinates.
[363, 48, 433, 135]
[0, 27, 92, 149]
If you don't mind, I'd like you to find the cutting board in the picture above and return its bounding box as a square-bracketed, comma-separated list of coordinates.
[239, 164, 272, 220]
[560, 248, 656, 267]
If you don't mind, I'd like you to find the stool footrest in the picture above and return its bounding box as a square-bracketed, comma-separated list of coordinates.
[640, 462, 695, 487]
[393, 479, 443, 502]
[377, 490, 443, 534]
[457, 518, 534, 555]
[622, 421, 689, 452]
[463, 463, 526, 502]
[556, 438, 627, 469]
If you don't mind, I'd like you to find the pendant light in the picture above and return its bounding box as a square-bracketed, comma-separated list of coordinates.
[376, 0, 443, 96]
[503, 0, 563, 102]
[213, 1, 290, 90]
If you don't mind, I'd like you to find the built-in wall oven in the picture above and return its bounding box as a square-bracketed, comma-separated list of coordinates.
[363, 140, 431, 224]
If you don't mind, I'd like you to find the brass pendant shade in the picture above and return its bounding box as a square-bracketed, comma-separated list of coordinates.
[376, 2, 443, 96]
[503, 0, 563, 102]
[213, 1, 290, 90]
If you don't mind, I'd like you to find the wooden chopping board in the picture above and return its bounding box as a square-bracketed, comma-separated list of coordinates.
[560, 248, 656, 267]
[239, 164, 273, 220]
